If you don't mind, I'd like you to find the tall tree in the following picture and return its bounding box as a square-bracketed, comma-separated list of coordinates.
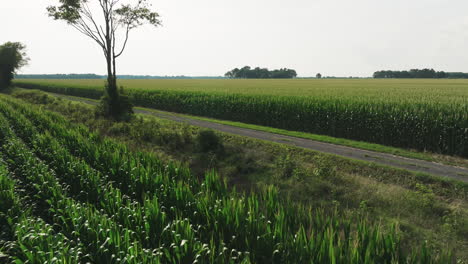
[0, 42, 29, 90]
[47, 0, 161, 118]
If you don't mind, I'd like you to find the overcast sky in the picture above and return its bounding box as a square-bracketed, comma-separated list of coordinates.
[2, 0, 468, 77]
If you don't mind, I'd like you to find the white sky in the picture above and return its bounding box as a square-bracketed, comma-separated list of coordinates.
[2, 0, 468, 77]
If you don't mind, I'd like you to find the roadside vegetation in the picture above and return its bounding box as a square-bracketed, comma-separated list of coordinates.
[137, 105, 468, 169]
[7, 89, 468, 262]
[15, 78, 468, 157]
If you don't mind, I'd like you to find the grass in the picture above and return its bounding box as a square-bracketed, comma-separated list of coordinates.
[7, 89, 468, 262]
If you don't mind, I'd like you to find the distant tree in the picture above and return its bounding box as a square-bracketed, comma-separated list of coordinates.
[239, 66, 252, 78]
[231, 68, 240, 78]
[254, 67, 271, 78]
[373, 69, 450, 79]
[447, 72, 468, 78]
[316, 73, 322, 79]
[436, 71, 447, 78]
[224, 70, 234, 78]
[0, 42, 29, 90]
[224, 71, 233, 78]
[225, 66, 297, 79]
[270, 68, 297, 79]
[47, 0, 161, 119]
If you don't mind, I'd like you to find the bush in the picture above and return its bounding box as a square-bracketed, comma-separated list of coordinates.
[196, 129, 223, 153]
[96, 93, 133, 121]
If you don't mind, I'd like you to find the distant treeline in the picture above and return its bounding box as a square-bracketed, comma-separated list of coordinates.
[17, 74, 103, 79]
[444, 72, 468, 78]
[16, 74, 225, 79]
[373, 69, 468, 79]
[225, 66, 297, 79]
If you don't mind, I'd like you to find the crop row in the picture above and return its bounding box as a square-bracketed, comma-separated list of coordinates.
[0, 96, 453, 263]
[0, 159, 82, 263]
[15, 81, 468, 157]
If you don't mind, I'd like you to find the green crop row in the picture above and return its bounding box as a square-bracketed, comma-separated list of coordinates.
[0, 95, 455, 263]
[0, 114, 158, 263]
[0, 158, 81, 263]
[14, 80, 468, 157]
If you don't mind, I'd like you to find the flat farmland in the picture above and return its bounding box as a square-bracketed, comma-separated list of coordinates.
[15, 78, 468, 102]
[15, 79, 468, 157]
[1, 92, 460, 263]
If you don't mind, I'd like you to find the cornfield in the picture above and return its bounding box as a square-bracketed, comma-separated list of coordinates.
[0, 95, 453, 263]
[14, 79, 468, 157]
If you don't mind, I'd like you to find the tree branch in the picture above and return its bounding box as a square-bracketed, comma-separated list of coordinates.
[82, 2, 106, 46]
[115, 24, 130, 58]
[68, 19, 104, 48]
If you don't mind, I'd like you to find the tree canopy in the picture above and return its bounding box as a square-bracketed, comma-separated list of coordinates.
[225, 66, 297, 79]
[0, 42, 29, 89]
[373, 69, 448, 79]
[446, 72, 468, 78]
[47, 0, 161, 118]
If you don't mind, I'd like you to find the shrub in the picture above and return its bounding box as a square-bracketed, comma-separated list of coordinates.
[197, 129, 223, 153]
[96, 85, 133, 121]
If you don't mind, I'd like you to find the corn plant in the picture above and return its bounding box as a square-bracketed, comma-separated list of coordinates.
[0, 96, 455, 263]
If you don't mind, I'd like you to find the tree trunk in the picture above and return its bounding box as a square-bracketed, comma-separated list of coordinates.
[105, 50, 119, 116]
[103, 9, 120, 118]
[98, 1, 132, 119]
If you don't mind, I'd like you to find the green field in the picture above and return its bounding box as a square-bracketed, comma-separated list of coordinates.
[14, 79, 468, 101]
[1, 94, 455, 263]
[15, 79, 468, 157]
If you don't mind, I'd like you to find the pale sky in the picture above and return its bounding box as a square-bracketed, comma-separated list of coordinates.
[2, 0, 468, 77]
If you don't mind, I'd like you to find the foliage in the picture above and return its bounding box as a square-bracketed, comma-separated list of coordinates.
[373, 69, 448, 79]
[0, 42, 28, 90]
[0, 95, 455, 263]
[225, 66, 297, 79]
[11, 89, 468, 259]
[274, 154, 296, 179]
[446, 72, 468, 79]
[96, 84, 134, 120]
[197, 129, 223, 153]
